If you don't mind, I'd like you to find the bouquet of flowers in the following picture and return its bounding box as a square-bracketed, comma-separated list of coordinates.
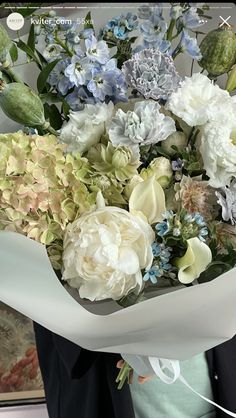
[1, 3, 236, 414]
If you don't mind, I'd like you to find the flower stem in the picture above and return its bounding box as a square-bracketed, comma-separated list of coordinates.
[166, 19, 176, 41]
[116, 361, 132, 390]
[54, 34, 73, 57]
[1, 61, 23, 83]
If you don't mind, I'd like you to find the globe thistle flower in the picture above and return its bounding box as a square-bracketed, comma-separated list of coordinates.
[122, 49, 181, 101]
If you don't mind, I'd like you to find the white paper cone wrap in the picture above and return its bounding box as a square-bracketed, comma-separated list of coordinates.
[0, 231, 236, 359]
[2, 231, 236, 416]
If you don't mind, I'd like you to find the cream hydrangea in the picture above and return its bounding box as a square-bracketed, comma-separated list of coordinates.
[166, 73, 232, 126]
[199, 121, 236, 188]
[62, 206, 155, 301]
[59, 102, 114, 154]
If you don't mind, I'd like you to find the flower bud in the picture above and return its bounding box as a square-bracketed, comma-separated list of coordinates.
[0, 81, 46, 127]
[226, 65, 236, 92]
[0, 24, 12, 62]
[112, 147, 132, 169]
[129, 176, 166, 225]
[149, 157, 173, 188]
[161, 131, 187, 156]
[124, 175, 144, 199]
[175, 237, 212, 284]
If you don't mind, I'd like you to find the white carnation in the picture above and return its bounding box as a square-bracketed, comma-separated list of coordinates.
[62, 206, 155, 301]
[167, 73, 232, 126]
[59, 102, 114, 154]
[108, 101, 176, 154]
[200, 121, 236, 188]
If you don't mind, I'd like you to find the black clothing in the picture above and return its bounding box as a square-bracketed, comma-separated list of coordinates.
[206, 335, 236, 418]
[34, 322, 236, 418]
[33, 322, 135, 418]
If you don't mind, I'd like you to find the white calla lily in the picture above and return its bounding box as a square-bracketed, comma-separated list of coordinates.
[175, 237, 212, 284]
[129, 176, 166, 225]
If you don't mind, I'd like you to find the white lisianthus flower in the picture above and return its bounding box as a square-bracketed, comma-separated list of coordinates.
[62, 207, 155, 301]
[166, 73, 231, 126]
[59, 102, 114, 154]
[199, 121, 236, 188]
[108, 101, 176, 154]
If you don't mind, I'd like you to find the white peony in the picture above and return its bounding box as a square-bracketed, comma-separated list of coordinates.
[62, 206, 155, 301]
[166, 73, 232, 126]
[199, 121, 236, 188]
[108, 101, 176, 154]
[59, 102, 114, 154]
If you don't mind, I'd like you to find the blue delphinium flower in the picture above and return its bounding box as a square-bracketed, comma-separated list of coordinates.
[80, 28, 95, 40]
[181, 7, 206, 29]
[65, 86, 96, 111]
[143, 266, 162, 284]
[179, 30, 202, 60]
[155, 221, 169, 237]
[85, 35, 110, 64]
[48, 59, 73, 95]
[87, 58, 127, 102]
[65, 55, 92, 87]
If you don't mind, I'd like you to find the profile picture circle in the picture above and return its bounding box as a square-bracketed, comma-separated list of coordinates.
[7, 12, 24, 30]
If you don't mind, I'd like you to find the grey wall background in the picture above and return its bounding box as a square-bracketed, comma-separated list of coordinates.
[0, 2, 235, 132]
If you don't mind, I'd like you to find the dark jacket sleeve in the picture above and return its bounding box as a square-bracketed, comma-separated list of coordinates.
[33, 321, 100, 379]
[206, 335, 236, 418]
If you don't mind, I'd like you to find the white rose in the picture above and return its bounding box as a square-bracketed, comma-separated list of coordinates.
[166, 73, 232, 126]
[59, 102, 114, 154]
[62, 206, 155, 301]
[200, 120, 236, 188]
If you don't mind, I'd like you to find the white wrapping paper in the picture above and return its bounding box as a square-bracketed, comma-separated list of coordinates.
[1, 230, 236, 361]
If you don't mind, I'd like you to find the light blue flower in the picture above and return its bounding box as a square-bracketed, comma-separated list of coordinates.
[199, 227, 208, 241]
[159, 261, 172, 271]
[80, 28, 95, 40]
[172, 158, 183, 171]
[48, 59, 73, 95]
[152, 242, 162, 257]
[87, 59, 127, 102]
[155, 221, 169, 237]
[66, 23, 81, 46]
[179, 30, 202, 60]
[194, 213, 206, 226]
[85, 35, 109, 64]
[182, 7, 206, 29]
[143, 266, 162, 284]
[45, 33, 54, 45]
[65, 86, 96, 111]
[65, 55, 92, 87]
[140, 18, 167, 44]
[170, 5, 184, 20]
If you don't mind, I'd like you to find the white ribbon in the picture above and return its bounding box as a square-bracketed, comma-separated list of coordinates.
[149, 357, 236, 417]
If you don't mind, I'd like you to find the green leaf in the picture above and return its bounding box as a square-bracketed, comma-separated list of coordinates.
[37, 59, 60, 94]
[27, 24, 35, 52]
[84, 11, 94, 30]
[62, 100, 70, 117]
[9, 43, 18, 63]
[44, 103, 63, 130]
[40, 92, 63, 104]
[35, 49, 48, 69]
[16, 40, 41, 69]
[154, 146, 171, 158]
